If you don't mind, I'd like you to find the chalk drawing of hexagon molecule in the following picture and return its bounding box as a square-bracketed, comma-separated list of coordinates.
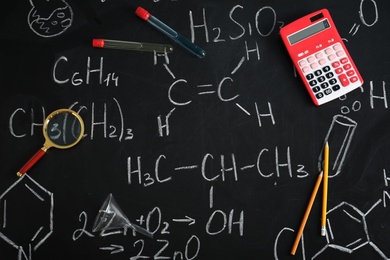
[313, 199, 388, 259]
[312, 202, 369, 258]
[0, 174, 53, 260]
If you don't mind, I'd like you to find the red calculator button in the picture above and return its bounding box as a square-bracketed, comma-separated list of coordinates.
[335, 68, 343, 74]
[307, 56, 316, 63]
[350, 76, 358, 83]
[315, 52, 324, 59]
[310, 62, 319, 69]
[299, 60, 307, 67]
[340, 57, 349, 64]
[325, 48, 333, 55]
[332, 61, 340, 68]
[339, 74, 350, 87]
[319, 59, 327, 65]
[302, 66, 310, 73]
[336, 50, 345, 57]
[343, 64, 352, 70]
[328, 54, 337, 61]
[333, 44, 342, 51]
[347, 70, 355, 77]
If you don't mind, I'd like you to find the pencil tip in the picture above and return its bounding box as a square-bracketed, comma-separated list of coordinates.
[321, 227, 326, 236]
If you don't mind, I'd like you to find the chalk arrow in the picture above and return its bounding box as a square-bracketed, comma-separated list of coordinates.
[172, 216, 196, 226]
[100, 244, 124, 254]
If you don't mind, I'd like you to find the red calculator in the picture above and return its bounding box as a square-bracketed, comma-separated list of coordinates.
[280, 9, 363, 106]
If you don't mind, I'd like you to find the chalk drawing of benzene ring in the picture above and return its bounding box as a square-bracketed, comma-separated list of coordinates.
[0, 174, 53, 258]
[312, 202, 369, 259]
[313, 200, 390, 260]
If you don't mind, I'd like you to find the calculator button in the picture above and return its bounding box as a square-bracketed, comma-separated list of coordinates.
[307, 56, 316, 63]
[310, 63, 319, 69]
[332, 85, 341, 91]
[329, 78, 337, 85]
[302, 66, 310, 73]
[340, 57, 349, 64]
[328, 54, 337, 61]
[324, 88, 332, 95]
[343, 64, 352, 70]
[350, 76, 358, 83]
[335, 68, 343, 74]
[312, 86, 321, 93]
[333, 44, 342, 51]
[309, 80, 317, 86]
[325, 48, 333, 55]
[339, 74, 350, 86]
[332, 61, 340, 68]
[299, 60, 307, 67]
[306, 73, 314, 80]
[347, 70, 355, 76]
[315, 52, 324, 59]
[318, 76, 326, 83]
[320, 82, 329, 89]
[323, 66, 331, 72]
[316, 92, 324, 99]
[319, 59, 327, 65]
[326, 72, 334, 79]
[336, 50, 345, 57]
[314, 70, 322, 76]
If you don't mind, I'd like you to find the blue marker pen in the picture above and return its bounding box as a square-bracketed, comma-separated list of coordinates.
[136, 7, 206, 58]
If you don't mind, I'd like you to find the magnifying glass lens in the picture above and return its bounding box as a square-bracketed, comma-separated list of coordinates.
[16, 109, 84, 177]
[46, 112, 82, 147]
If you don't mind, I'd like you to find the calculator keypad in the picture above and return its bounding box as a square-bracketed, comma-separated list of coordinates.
[298, 43, 360, 102]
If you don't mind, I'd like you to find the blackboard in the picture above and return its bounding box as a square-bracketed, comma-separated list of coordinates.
[1, 0, 390, 259]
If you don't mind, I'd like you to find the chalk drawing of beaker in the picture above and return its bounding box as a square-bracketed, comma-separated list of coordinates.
[318, 115, 357, 178]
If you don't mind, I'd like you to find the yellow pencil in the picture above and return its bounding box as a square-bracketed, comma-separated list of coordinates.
[321, 142, 329, 236]
[291, 171, 324, 255]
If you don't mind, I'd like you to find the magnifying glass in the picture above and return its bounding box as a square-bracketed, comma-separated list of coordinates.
[16, 108, 85, 177]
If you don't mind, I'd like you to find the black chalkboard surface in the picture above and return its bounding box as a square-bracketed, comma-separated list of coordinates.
[1, 0, 390, 259]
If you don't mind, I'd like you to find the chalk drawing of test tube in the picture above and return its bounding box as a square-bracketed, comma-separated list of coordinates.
[318, 115, 357, 178]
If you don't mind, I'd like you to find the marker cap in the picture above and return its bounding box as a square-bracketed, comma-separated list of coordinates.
[135, 7, 150, 20]
[92, 39, 105, 48]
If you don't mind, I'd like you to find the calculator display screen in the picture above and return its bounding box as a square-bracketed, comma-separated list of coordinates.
[288, 19, 330, 45]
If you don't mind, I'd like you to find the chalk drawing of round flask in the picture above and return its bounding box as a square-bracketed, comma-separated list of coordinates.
[27, 0, 73, 38]
[318, 115, 357, 178]
[92, 194, 153, 238]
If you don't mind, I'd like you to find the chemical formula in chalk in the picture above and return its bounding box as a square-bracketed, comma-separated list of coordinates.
[8, 100, 134, 142]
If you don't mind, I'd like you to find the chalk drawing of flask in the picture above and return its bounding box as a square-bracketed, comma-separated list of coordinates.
[318, 115, 357, 178]
[27, 0, 73, 38]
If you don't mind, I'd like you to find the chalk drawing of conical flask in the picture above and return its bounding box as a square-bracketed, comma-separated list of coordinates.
[92, 194, 153, 238]
[27, 0, 73, 38]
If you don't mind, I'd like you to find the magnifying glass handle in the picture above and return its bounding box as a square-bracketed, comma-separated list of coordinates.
[16, 147, 47, 177]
